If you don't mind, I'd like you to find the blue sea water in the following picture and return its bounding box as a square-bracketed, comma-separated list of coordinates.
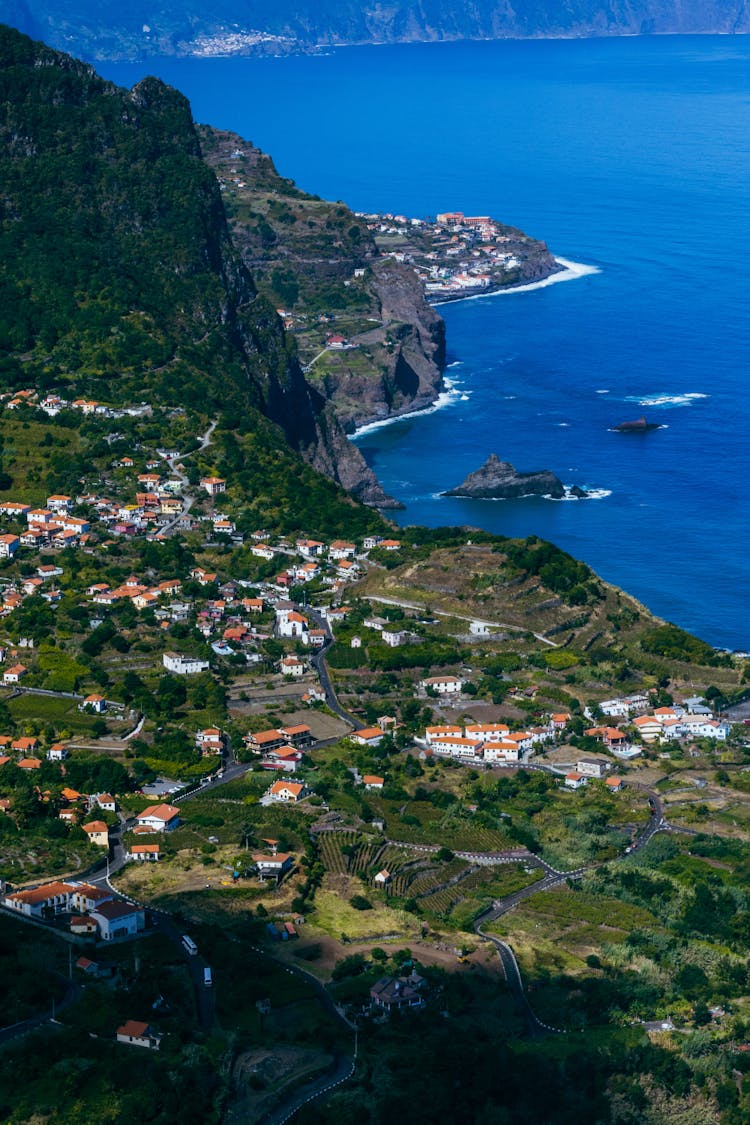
[100, 38, 750, 650]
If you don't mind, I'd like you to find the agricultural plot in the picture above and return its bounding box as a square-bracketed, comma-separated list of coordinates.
[418, 864, 545, 930]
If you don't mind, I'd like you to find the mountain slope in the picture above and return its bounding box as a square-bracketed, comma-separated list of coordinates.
[0, 1, 746, 60]
[199, 126, 446, 433]
[0, 24, 392, 504]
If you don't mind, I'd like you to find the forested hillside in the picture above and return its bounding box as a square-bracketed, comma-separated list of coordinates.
[0, 24, 391, 504]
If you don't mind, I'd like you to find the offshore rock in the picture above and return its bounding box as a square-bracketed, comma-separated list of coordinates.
[444, 454, 568, 500]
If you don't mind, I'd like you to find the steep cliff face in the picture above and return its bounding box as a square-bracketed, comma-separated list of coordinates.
[200, 127, 446, 434]
[0, 26, 394, 505]
[2, 1, 747, 60]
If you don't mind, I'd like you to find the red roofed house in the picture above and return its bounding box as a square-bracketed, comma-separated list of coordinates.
[135, 804, 180, 832]
[267, 780, 310, 804]
[81, 694, 106, 713]
[3, 664, 27, 684]
[351, 727, 385, 747]
[82, 820, 110, 847]
[116, 1020, 162, 1050]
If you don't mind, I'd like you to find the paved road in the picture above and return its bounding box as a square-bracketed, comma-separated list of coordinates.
[160, 419, 218, 535]
[305, 608, 362, 729]
[258, 1050, 356, 1125]
[476, 930, 553, 1038]
[0, 975, 81, 1045]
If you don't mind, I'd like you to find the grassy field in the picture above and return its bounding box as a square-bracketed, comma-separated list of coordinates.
[309, 879, 421, 942]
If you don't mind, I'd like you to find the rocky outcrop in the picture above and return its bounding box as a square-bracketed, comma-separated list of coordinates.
[613, 416, 661, 432]
[444, 454, 568, 499]
[310, 258, 446, 432]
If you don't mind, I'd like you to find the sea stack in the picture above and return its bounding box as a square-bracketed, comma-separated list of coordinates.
[443, 454, 569, 500]
[613, 416, 660, 432]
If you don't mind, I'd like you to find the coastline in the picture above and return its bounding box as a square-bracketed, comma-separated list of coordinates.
[352, 378, 462, 438]
[431, 256, 600, 307]
[353, 256, 598, 440]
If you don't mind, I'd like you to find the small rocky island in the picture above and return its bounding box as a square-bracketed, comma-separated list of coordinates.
[612, 416, 661, 433]
[444, 454, 589, 500]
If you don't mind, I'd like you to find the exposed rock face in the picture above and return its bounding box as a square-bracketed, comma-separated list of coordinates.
[444, 454, 567, 499]
[312, 258, 446, 432]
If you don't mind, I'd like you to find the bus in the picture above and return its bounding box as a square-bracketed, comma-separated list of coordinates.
[181, 934, 198, 956]
[203, 966, 212, 988]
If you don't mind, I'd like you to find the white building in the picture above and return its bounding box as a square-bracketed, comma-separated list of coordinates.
[136, 804, 180, 832]
[421, 675, 464, 696]
[162, 652, 209, 675]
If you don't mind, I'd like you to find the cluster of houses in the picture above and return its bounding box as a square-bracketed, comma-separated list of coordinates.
[0, 388, 150, 420]
[249, 532, 399, 596]
[0, 496, 91, 557]
[243, 723, 313, 771]
[3, 878, 146, 941]
[358, 209, 525, 299]
[588, 694, 730, 747]
[418, 714, 571, 765]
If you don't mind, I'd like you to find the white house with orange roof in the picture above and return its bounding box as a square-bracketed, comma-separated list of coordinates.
[196, 727, 225, 754]
[265, 780, 311, 803]
[80, 694, 106, 713]
[280, 656, 305, 678]
[565, 772, 587, 790]
[296, 539, 325, 558]
[351, 726, 386, 747]
[201, 476, 226, 495]
[0, 534, 19, 558]
[420, 674, 464, 696]
[135, 804, 180, 832]
[482, 740, 520, 764]
[329, 540, 356, 559]
[278, 611, 308, 639]
[3, 664, 27, 684]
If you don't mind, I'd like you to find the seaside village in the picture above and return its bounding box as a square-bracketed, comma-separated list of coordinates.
[358, 209, 531, 298]
[0, 382, 741, 1038]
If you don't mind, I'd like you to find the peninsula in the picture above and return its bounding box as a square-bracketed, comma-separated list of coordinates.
[362, 209, 562, 303]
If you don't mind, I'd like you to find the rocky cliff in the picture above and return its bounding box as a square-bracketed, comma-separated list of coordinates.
[200, 127, 446, 433]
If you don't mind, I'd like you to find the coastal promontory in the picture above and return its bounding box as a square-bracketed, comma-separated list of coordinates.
[444, 453, 585, 500]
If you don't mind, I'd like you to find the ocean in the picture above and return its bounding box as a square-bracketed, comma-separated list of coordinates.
[100, 37, 750, 650]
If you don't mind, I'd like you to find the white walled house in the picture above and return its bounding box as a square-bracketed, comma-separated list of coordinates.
[421, 675, 464, 696]
[136, 804, 180, 832]
[482, 741, 520, 764]
[280, 656, 305, 678]
[162, 652, 209, 675]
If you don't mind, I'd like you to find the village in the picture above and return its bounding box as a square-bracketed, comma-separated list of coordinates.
[0, 386, 749, 1101]
[358, 209, 560, 301]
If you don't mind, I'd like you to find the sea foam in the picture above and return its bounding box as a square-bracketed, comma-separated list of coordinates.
[625, 392, 709, 408]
